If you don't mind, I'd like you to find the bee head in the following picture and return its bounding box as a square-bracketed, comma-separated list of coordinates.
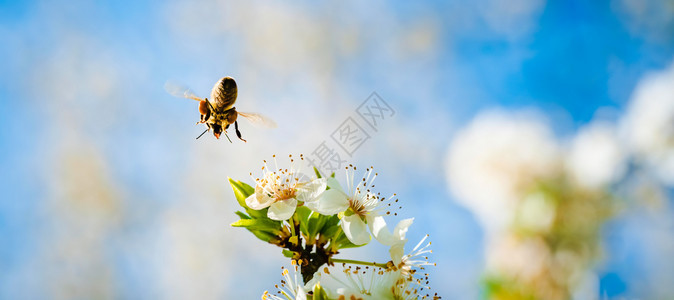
[211, 124, 223, 139]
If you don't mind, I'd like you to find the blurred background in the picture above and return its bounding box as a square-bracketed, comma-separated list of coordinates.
[1, 0, 674, 299]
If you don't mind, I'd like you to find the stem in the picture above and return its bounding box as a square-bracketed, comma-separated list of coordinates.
[327, 226, 344, 252]
[332, 258, 388, 268]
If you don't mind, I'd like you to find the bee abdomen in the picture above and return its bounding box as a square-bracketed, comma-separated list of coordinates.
[210, 77, 237, 111]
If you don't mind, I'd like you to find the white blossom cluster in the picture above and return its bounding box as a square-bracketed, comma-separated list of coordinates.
[230, 155, 439, 299]
[445, 63, 674, 299]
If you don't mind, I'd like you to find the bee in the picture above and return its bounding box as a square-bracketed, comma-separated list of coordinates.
[165, 77, 276, 142]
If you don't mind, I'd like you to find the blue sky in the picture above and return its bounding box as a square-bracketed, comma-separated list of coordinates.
[1, 0, 674, 299]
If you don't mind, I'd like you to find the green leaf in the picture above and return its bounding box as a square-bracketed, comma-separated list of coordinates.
[250, 230, 276, 243]
[338, 239, 366, 249]
[247, 207, 269, 219]
[231, 218, 282, 233]
[295, 206, 312, 236]
[307, 213, 329, 238]
[335, 231, 368, 249]
[307, 215, 320, 238]
[296, 205, 312, 220]
[282, 249, 294, 258]
[312, 284, 329, 300]
[313, 166, 322, 178]
[325, 214, 340, 228]
[228, 177, 254, 207]
[235, 211, 250, 219]
[319, 214, 341, 238]
[321, 226, 340, 242]
[228, 177, 269, 219]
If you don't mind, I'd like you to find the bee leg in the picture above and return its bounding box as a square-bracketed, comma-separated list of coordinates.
[234, 120, 247, 143]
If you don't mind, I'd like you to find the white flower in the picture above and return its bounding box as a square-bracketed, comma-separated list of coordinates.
[262, 260, 313, 300]
[566, 121, 626, 189]
[246, 155, 326, 221]
[317, 265, 416, 300]
[446, 110, 560, 234]
[316, 235, 437, 299]
[486, 235, 550, 282]
[374, 217, 415, 249]
[304, 166, 407, 245]
[621, 62, 674, 186]
[389, 235, 435, 283]
[317, 259, 440, 300]
[516, 192, 556, 232]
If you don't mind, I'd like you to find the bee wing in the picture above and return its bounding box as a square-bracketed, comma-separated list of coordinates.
[237, 112, 277, 128]
[164, 80, 206, 102]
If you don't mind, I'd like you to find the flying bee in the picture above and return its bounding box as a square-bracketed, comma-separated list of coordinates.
[165, 76, 276, 142]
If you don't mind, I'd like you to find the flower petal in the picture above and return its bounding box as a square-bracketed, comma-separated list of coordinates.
[389, 242, 406, 265]
[341, 215, 371, 245]
[267, 198, 298, 220]
[295, 178, 327, 202]
[392, 218, 414, 241]
[304, 189, 349, 215]
[245, 187, 275, 210]
[366, 215, 395, 245]
[304, 272, 321, 291]
[326, 177, 343, 191]
[366, 216, 414, 246]
[296, 284, 307, 300]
